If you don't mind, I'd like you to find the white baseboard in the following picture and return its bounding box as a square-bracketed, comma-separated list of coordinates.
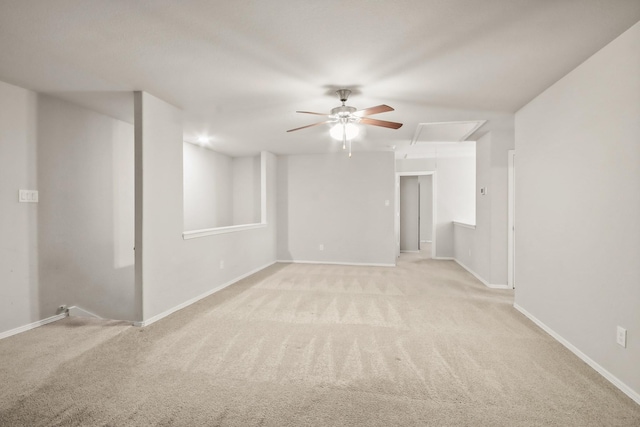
[454, 258, 510, 289]
[433, 256, 454, 261]
[68, 306, 103, 319]
[400, 250, 420, 253]
[485, 283, 510, 289]
[513, 303, 640, 405]
[0, 312, 68, 340]
[277, 259, 396, 268]
[134, 261, 277, 327]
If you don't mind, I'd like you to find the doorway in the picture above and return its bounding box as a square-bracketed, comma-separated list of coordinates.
[418, 175, 433, 251]
[396, 172, 436, 258]
[400, 176, 419, 252]
[507, 150, 515, 289]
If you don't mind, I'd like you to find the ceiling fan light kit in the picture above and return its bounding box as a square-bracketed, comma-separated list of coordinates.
[329, 122, 359, 140]
[287, 89, 403, 157]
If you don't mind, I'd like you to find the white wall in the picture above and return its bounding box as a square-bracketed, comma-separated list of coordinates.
[183, 142, 232, 230]
[453, 223, 475, 271]
[397, 155, 475, 259]
[37, 95, 135, 321]
[453, 130, 514, 286]
[472, 132, 493, 281]
[400, 176, 419, 252]
[135, 92, 277, 323]
[419, 175, 433, 242]
[0, 82, 136, 336]
[515, 22, 640, 399]
[183, 146, 261, 231]
[277, 152, 396, 266]
[0, 81, 39, 334]
[488, 130, 514, 285]
[232, 155, 261, 225]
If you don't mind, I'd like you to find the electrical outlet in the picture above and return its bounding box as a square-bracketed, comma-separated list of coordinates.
[616, 326, 627, 348]
[219, 260, 224, 269]
[319, 244, 324, 251]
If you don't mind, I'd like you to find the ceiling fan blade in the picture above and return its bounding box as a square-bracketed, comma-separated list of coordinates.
[296, 111, 330, 116]
[359, 117, 403, 129]
[287, 120, 332, 132]
[353, 104, 394, 117]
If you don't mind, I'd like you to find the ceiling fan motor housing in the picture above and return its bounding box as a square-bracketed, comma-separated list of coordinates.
[332, 89, 357, 121]
[336, 89, 351, 103]
[330, 105, 357, 118]
[286, 88, 402, 133]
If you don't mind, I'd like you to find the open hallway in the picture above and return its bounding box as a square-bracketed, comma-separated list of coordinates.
[1, 257, 638, 426]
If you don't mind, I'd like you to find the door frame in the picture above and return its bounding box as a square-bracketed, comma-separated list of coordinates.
[395, 171, 436, 258]
[507, 150, 515, 289]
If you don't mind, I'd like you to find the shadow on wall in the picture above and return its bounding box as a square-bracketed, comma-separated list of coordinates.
[36, 94, 135, 321]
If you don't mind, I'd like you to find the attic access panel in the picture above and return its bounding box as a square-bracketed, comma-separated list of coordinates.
[410, 120, 486, 145]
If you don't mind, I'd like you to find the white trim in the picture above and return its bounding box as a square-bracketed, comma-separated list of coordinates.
[486, 283, 511, 289]
[486, 284, 510, 289]
[183, 222, 266, 240]
[454, 259, 509, 289]
[513, 303, 640, 405]
[507, 150, 515, 289]
[396, 171, 437, 259]
[409, 120, 487, 145]
[400, 250, 420, 253]
[134, 261, 277, 327]
[420, 240, 432, 243]
[182, 151, 269, 241]
[453, 221, 476, 230]
[433, 256, 454, 261]
[0, 313, 68, 340]
[277, 260, 396, 268]
[396, 171, 435, 177]
[68, 306, 103, 319]
[395, 174, 400, 257]
[432, 172, 437, 257]
[260, 151, 267, 224]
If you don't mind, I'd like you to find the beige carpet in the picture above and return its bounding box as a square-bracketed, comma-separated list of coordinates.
[1, 252, 639, 426]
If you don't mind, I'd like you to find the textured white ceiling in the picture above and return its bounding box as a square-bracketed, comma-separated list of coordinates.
[1, 0, 639, 156]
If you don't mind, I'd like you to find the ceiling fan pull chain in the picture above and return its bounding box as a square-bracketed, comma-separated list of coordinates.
[348, 139, 352, 158]
[342, 123, 346, 150]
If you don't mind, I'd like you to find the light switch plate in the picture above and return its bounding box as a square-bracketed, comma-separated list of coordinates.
[616, 326, 627, 348]
[19, 189, 38, 203]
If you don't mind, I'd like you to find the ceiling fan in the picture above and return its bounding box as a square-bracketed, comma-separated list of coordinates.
[287, 89, 403, 157]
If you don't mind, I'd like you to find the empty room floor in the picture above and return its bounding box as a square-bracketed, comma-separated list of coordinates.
[419, 241, 432, 259]
[1, 255, 639, 426]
